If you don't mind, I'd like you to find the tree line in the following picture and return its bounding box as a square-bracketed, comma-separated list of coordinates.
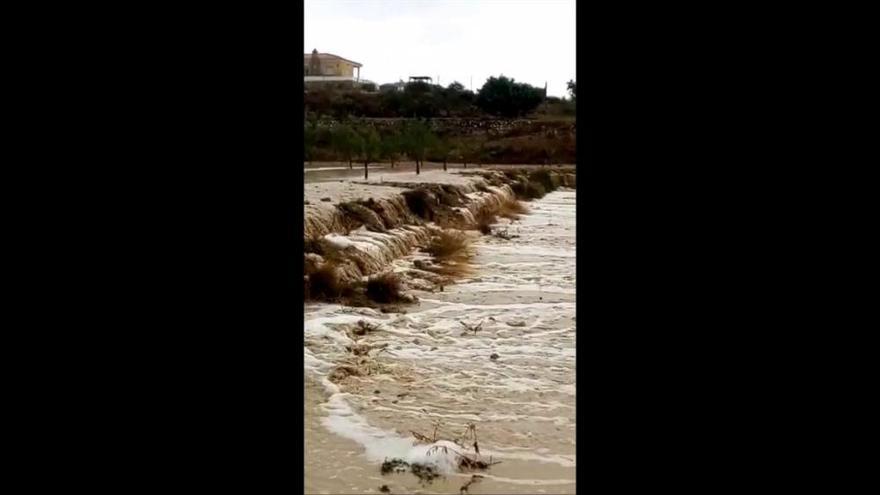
[304, 120, 495, 179]
[305, 75, 576, 120]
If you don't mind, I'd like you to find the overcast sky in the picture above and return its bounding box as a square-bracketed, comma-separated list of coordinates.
[304, 0, 576, 98]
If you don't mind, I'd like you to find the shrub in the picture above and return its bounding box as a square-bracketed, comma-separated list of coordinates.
[303, 236, 346, 262]
[474, 209, 497, 234]
[476, 76, 544, 117]
[402, 189, 437, 219]
[529, 169, 556, 192]
[365, 272, 404, 303]
[425, 230, 471, 260]
[524, 181, 546, 199]
[498, 198, 529, 219]
[511, 180, 546, 200]
[308, 263, 342, 300]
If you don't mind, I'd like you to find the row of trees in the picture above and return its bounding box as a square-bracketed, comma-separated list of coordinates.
[304, 76, 576, 119]
[304, 121, 486, 179]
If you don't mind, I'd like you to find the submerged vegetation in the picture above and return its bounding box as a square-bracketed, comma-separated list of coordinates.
[378, 422, 500, 486]
[303, 168, 576, 305]
[365, 272, 405, 304]
[425, 230, 471, 260]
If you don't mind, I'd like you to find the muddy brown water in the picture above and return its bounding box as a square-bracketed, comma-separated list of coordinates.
[304, 187, 576, 494]
[304, 162, 496, 184]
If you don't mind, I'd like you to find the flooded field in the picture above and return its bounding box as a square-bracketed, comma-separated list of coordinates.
[304, 189, 576, 494]
[304, 162, 496, 183]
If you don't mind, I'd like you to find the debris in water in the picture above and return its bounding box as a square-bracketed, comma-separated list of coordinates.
[490, 353, 499, 361]
[346, 343, 372, 356]
[353, 320, 382, 336]
[381, 306, 406, 314]
[321, 197, 332, 202]
[410, 463, 441, 483]
[406, 422, 501, 480]
[492, 227, 519, 240]
[380, 458, 410, 475]
[327, 365, 361, 383]
[460, 474, 484, 494]
[459, 320, 484, 335]
[379, 485, 390, 493]
[410, 430, 433, 443]
[506, 320, 526, 327]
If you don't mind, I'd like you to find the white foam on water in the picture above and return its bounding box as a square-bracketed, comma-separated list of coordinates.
[477, 474, 576, 486]
[305, 189, 577, 482]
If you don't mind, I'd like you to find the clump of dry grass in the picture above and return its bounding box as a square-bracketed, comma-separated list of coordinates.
[365, 272, 404, 303]
[511, 179, 546, 200]
[425, 230, 471, 260]
[308, 262, 342, 300]
[498, 198, 528, 219]
[303, 236, 346, 263]
[528, 168, 557, 193]
[473, 210, 496, 235]
[429, 261, 473, 278]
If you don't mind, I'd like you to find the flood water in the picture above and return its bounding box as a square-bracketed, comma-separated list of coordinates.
[305, 162, 511, 183]
[304, 190, 576, 494]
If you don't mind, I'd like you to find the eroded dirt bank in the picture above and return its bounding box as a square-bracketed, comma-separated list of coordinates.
[303, 167, 575, 301]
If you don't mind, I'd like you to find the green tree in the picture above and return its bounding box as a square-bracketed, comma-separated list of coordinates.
[458, 139, 480, 169]
[357, 126, 382, 179]
[567, 80, 576, 101]
[476, 76, 544, 117]
[431, 136, 453, 172]
[331, 124, 359, 168]
[402, 121, 436, 175]
[380, 132, 401, 168]
[447, 81, 465, 92]
[304, 123, 315, 166]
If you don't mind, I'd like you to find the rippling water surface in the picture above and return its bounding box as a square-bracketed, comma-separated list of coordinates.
[304, 190, 576, 494]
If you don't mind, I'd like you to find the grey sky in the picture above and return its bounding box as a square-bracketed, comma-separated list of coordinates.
[304, 0, 576, 98]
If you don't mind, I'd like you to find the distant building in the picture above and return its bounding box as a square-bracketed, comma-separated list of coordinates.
[380, 80, 406, 92]
[304, 49, 374, 89]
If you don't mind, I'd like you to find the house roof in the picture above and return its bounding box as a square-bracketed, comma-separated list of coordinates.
[303, 52, 362, 68]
